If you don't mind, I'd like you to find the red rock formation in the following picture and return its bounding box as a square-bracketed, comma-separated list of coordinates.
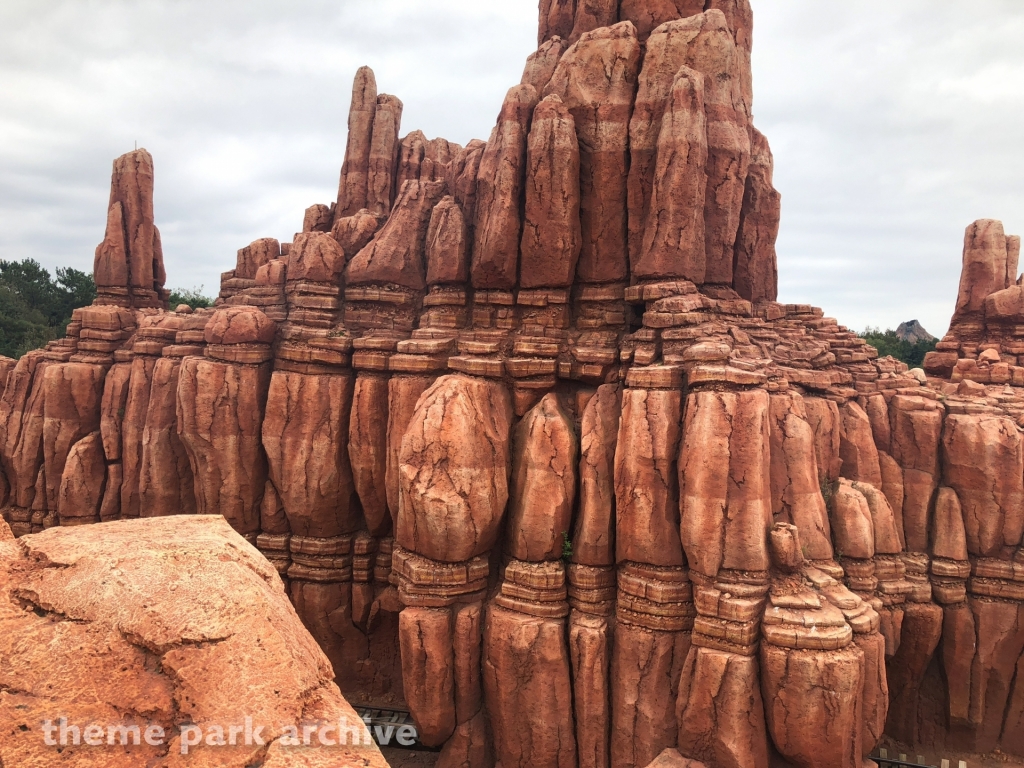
[522, 36, 570, 94]
[619, 0, 706, 42]
[472, 84, 538, 290]
[0, 516, 388, 768]
[573, 384, 620, 567]
[508, 393, 578, 561]
[347, 179, 446, 290]
[520, 95, 582, 289]
[538, 0, 576, 45]
[368, 94, 404, 216]
[93, 149, 168, 308]
[349, 373, 390, 536]
[635, 65, 707, 281]
[614, 387, 685, 567]
[397, 375, 513, 562]
[263, 371, 359, 538]
[337, 66, 378, 217]
[425, 196, 470, 286]
[733, 128, 781, 302]
[545, 22, 641, 284]
[955, 219, 1009, 320]
[569, 0, 619, 43]
[16, 3, 1024, 764]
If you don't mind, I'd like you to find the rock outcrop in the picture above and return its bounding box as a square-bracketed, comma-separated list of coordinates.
[8, 2, 1024, 766]
[0, 516, 388, 768]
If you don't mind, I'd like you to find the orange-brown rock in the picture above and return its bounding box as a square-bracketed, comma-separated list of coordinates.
[387, 375, 435, 529]
[706, 0, 754, 115]
[619, 0, 705, 42]
[509, 393, 578, 561]
[120, 355, 157, 519]
[635, 65, 707, 281]
[93, 201, 129, 290]
[0, 516, 388, 768]
[177, 357, 270, 534]
[733, 127, 781, 302]
[984, 284, 1024, 322]
[886, 601, 943, 746]
[235, 237, 281, 280]
[954, 219, 1009, 320]
[331, 209, 381, 260]
[396, 130, 429, 191]
[838, 400, 882, 489]
[337, 66, 378, 217]
[483, 604, 577, 768]
[520, 94, 582, 289]
[302, 204, 333, 233]
[99, 361, 131, 462]
[95, 149, 166, 305]
[545, 22, 641, 284]
[1008, 234, 1022, 286]
[968, 599, 1024, 752]
[569, 0, 618, 42]
[854, 480, 902, 554]
[262, 371, 360, 538]
[425, 196, 470, 286]
[571, 612, 612, 768]
[768, 393, 833, 560]
[522, 36, 570, 94]
[286, 231, 347, 284]
[204, 305, 277, 345]
[539, 0, 576, 45]
[367, 93, 404, 216]
[761, 644, 864, 768]
[139, 358, 196, 518]
[942, 413, 1024, 558]
[611, 624, 691, 768]
[41, 363, 105, 515]
[889, 395, 942, 552]
[349, 374, 390, 536]
[399, 607, 456, 747]
[472, 84, 538, 290]
[642, 749, 708, 768]
[932, 487, 969, 561]
[446, 139, 487, 229]
[803, 397, 842, 483]
[397, 375, 513, 562]
[573, 384, 621, 567]
[614, 388, 685, 567]
[628, 19, 699, 272]
[676, 648, 769, 768]
[57, 431, 105, 523]
[695, 10, 750, 285]
[347, 179, 446, 290]
[829, 480, 875, 560]
[680, 389, 773, 578]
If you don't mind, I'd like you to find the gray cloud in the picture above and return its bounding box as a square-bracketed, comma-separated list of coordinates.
[1, 0, 1021, 337]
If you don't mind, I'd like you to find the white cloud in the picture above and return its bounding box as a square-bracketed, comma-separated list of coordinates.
[0, 0, 1021, 337]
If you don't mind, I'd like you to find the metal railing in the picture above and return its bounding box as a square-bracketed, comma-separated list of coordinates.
[874, 749, 968, 768]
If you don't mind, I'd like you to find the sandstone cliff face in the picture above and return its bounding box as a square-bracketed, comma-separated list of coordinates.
[7, 3, 1024, 766]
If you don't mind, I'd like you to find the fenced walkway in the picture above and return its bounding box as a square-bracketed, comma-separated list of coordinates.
[874, 748, 968, 768]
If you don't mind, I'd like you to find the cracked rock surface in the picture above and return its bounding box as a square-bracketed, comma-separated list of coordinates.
[0, 516, 388, 768]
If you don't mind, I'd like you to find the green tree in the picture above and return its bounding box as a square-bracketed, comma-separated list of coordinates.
[168, 286, 214, 310]
[860, 327, 937, 368]
[0, 259, 96, 358]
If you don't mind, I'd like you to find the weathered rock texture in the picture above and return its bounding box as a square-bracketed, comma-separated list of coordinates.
[8, 2, 1024, 766]
[0, 516, 388, 768]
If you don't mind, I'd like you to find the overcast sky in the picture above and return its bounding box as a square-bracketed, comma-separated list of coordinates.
[1, 1, 1022, 337]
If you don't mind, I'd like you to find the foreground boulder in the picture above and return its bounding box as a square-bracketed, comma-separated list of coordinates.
[0, 516, 388, 768]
